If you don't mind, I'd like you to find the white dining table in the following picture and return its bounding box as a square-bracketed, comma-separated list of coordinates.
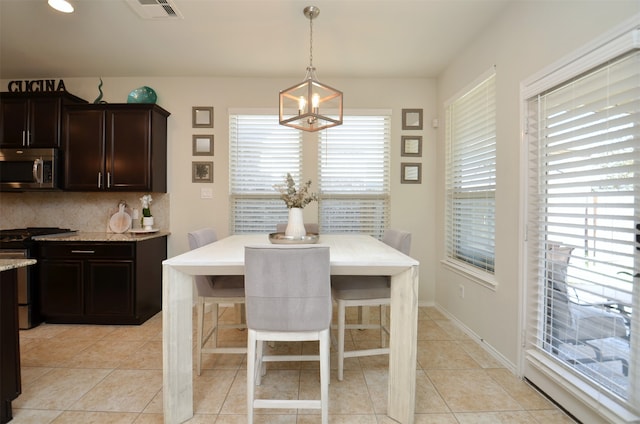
[161, 234, 420, 423]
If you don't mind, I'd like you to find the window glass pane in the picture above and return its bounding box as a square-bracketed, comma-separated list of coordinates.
[229, 114, 301, 233]
[445, 71, 496, 273]
[526, 50, 639, 404]
[319, 115, 390, 238]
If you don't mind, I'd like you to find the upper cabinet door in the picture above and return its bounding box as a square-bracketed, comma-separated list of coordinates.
[63, 108, 106, 191]
[0, 97, 29, 147]
[63, 104, 169, 192]
[106, 108, 152, 191]
[27, 97, 62, 148]
[0, 93, 87, 148]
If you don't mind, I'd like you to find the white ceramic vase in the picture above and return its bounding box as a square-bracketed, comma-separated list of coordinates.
[285, 208, 306, 238]
[142, 216, 154, 230]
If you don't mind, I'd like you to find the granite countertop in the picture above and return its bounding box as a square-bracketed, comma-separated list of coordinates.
[0, 258, 37, 272]
[33, 231, 170, 242]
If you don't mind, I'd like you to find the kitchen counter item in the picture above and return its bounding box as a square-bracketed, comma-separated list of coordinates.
[127, 86, 157, 104]
[268, 232, 319, 244]
[128, 228, 159, 234]
[109, 204, 132, 233]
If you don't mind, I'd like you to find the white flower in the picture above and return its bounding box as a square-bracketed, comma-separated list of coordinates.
[140, 194, 153, 216]
[274, 173, 318, 209]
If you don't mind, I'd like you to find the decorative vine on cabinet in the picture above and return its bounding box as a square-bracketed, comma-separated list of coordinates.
[0, 92, 87, 148]
[63, 103, 170, 192]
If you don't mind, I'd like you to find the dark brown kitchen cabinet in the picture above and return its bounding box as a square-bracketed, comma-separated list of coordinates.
[62, 104, 169, 192]
[38, 236, 167, 325]
[0, 92, 86, 148]
[1, 268, 21, 424]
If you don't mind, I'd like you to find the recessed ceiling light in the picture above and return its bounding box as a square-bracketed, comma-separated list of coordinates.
[48, 0, 74, 13]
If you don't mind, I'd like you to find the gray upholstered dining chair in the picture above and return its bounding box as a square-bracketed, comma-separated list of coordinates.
[331, 229, 412, 381]
[187, 228, 246, 376]
[275, 222, 319, 234]
[244, 244, 331, 424]
[546, 244, 627, 348]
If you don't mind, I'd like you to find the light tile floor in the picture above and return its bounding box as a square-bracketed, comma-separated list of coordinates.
[11, 306, 578, 423]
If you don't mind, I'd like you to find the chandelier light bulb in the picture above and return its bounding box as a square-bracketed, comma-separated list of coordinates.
[299, 96, 307, 114]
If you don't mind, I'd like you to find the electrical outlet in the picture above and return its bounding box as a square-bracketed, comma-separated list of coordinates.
[200, 188, 213, 199]
[459, 284, 465, 298]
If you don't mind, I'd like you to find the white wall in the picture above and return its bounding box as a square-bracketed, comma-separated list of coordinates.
[435, 0, 639, 368]
[0, 76, 438, 303]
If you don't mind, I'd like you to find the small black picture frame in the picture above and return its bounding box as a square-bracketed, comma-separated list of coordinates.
[192, 106, 214, 128]
[192, 161, 213, 183]
[192, 135, 214, 156]
[401, 163, 421, 184]
[402, 108, 423, 130]
[401, 135, 422, 157]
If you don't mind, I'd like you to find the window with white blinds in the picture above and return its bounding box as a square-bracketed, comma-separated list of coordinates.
[525, 48, 639, 412]
[229, 114, 302, 233]
[318, 115, 390, 239]
[445, 70, 496, 275]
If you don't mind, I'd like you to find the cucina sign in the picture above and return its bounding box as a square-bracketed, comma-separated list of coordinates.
[7, 79, 67, 93]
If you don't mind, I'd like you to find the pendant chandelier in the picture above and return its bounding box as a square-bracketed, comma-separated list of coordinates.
[279, 6, 343, 132]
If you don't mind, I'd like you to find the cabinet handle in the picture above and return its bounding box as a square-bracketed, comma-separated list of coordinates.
[71, 250, 95, 254]
[22, 130, 26, 147]
[107, 172, 111, 188]
[97, 172, 102, 188]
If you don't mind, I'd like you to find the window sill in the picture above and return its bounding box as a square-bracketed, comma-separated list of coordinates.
[440, 258, 498, 291]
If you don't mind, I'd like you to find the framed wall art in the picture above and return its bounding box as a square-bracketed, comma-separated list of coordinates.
[401, 135, 422, 157]
[192, 161, 213, 183]
[192, 134, 214, 156]
[192, 106, 213, 128]
[402, 108, 423, 130]
[401, 163, 421, 184]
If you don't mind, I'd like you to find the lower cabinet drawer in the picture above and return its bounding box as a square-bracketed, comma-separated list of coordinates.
[39, 243, 134, 259]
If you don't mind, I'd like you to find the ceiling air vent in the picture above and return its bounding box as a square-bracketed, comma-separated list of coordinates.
[126, 0, 183, 20]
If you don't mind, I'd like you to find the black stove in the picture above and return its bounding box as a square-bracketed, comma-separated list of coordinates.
[0, 227, 72, 246]
[0, 227, 74, 330]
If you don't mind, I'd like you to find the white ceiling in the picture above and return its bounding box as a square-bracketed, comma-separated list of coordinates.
[0, 0, 512, 80]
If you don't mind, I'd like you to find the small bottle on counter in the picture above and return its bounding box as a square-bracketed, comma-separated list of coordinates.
[131, 208, 140, 229]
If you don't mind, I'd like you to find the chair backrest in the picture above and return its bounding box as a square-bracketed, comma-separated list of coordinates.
[546, 244, 574, 341]
[188, 228, 218, 250]
[244, 245, 331, 332]
[187, 228, 218, 295]
[275, 222, 319, 234]
[382, 229, 412, 255]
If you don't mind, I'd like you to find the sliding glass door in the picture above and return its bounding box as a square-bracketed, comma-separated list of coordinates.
[524, 46, 639, 419]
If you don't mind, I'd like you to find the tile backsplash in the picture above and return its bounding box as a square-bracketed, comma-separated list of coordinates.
[0, 192, 169, 232]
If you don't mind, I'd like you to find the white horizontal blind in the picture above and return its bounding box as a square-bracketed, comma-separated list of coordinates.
[526, 50, 639, 407]
[229, 114, 302, 233]
[318, 115, 390, 239]
[445, 72, 496, 273]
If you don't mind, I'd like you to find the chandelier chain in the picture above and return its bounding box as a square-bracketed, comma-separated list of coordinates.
[308, 13, 313, 68]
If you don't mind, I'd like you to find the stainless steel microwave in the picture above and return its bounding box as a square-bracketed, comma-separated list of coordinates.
[0, 148, 59, 191]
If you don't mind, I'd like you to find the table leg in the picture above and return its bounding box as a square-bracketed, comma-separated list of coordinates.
[163, 265, 194, 424]
[387, 265, 419, 424]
